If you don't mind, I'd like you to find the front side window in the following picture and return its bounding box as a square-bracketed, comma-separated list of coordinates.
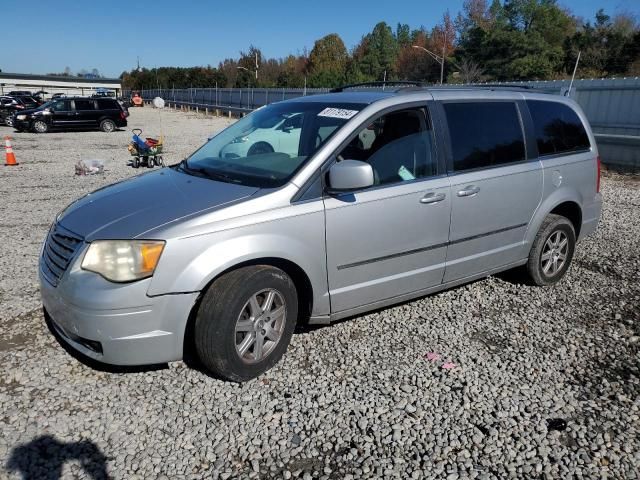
[337, 108, 437, 186]
[183, 102, 365, 188]
[444, 102, 526, 172]
[527, 100, 590, 156]
[51, 100, 70, 112]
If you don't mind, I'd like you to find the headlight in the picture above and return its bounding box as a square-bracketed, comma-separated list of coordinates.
[231, 136, 249, 143]
[16, 115, 26, 120]
[81, 240, 165, 282]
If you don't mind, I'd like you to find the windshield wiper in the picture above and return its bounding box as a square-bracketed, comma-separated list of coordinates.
[177, 159, 242, 184]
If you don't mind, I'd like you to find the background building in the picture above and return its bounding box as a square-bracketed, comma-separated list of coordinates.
[0, 72, 122, 98]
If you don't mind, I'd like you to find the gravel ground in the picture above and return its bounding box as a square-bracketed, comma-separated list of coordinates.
[0, 108, 638, 479]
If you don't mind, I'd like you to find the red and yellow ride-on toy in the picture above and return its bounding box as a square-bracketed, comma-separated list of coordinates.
[131, 91, 144, 107]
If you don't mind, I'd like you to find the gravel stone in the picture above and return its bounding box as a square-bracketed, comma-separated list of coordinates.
[0, 111, 638, 479]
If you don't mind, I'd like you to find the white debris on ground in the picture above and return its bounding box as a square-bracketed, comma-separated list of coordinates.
[0, 107, 638, 479]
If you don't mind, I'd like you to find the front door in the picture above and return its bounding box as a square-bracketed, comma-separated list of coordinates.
[441, 100, 543, 282]
[49, 99, 75, 127]
[324, 106, 451, 314]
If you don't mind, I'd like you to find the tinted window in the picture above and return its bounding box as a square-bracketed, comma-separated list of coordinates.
[338, 108, 437, 185]
[74, 99, 95, 111]
[97, 99, 118, 110]
[527, 100, 590, 156]
[444, 102, 526, 172]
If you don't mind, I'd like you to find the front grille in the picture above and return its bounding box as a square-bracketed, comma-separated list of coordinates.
[41, 224, 84, 287]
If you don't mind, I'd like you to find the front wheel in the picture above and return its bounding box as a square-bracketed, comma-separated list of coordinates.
[195, 266, 298, 382]
[32, 120, 48, 133]
[526, 214, 576, 286]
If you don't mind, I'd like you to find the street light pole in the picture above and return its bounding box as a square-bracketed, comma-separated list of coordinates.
[412, 45, 444, 84]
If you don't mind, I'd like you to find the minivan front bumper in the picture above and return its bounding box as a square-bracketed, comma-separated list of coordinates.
[40, 267, 198, 366]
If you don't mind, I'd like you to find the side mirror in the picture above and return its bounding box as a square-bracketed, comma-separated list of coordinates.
[327, 160, 374, 193]
[43, 108, 52, 114]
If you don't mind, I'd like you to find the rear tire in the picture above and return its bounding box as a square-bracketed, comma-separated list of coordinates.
[526, 214, 576, 286]
[132, 157, 140, 168]
[32, 120, 48, 133]
[195, 266, 298, 382]
[100, 119, 116, 133]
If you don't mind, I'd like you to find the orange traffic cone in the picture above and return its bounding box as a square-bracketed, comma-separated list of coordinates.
[4, 136, 18, 166]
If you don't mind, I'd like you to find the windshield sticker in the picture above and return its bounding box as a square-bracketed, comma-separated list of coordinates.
[318, 108, 359, 120]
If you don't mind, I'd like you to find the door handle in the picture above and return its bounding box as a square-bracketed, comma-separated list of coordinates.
[457, 185, 480, 197]
[420, 192, 446, 204]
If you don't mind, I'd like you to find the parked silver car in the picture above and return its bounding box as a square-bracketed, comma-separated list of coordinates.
[40, 84, 602, 381]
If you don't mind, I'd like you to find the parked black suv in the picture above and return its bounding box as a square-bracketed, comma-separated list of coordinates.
[12, 97, 128, 133]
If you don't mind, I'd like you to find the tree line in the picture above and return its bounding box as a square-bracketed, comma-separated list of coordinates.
[121, 0, 640, 90]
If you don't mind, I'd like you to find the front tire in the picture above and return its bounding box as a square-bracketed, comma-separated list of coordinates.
[195, 266, 298, 382]
[526, 214, 576, 286]
[32, 120, 48, 133]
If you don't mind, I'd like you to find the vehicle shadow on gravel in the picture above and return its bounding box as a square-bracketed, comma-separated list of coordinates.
[6, 435, 109, 479]
[44, 311, 168, 375]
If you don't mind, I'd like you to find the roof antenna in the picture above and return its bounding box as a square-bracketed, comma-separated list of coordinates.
[566, 51, 581, 97]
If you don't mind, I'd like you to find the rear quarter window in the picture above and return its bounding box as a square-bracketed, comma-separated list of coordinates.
[444, 101, 526, 172]
[527, 100, 590, 157]
[97, 99, 118, 110]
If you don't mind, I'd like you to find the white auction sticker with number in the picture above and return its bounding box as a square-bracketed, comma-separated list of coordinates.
[317, 108, 359, 120]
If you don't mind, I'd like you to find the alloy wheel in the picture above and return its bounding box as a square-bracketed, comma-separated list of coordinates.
[234, 289, 286, 364]
[541, 230, 569, 277]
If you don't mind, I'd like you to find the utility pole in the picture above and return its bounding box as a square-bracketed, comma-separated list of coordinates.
[566, 51, 581, 97]
[441, 30, 446, 85]
[255, 52, 259, 81]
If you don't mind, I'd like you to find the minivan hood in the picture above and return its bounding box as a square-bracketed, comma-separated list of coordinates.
[57, 168, 259, 240]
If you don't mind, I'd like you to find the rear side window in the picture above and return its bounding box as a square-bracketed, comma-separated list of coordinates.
[444, 102, 525, 172]
[527, 100, 590, 156]
[74, 99, 95, 111]
[97, 99, 117, 110]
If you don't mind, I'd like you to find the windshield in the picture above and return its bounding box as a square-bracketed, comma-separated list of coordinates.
[181, 102, 365, 188]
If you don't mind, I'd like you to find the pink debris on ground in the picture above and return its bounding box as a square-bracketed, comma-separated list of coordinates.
[442, 362, 456, 369]
[425, 352, 441, 362]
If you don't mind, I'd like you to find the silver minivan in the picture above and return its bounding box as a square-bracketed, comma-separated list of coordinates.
[40, 84, 602, 381]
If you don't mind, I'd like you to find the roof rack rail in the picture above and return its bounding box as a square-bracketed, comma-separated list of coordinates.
[330, 81, 425, 93]
[459, 83, 535, 90]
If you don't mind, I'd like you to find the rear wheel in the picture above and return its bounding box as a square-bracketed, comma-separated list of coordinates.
[100, 119, 116, 133]
[147, 157, 155, 168]
[32, 120, 48, 133]
[132, 157, 140, 168]
[195, 266, 298, 382]
[526, 214, 576, 286]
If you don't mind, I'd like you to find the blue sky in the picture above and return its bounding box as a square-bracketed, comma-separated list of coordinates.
[2, 0, 638, 78]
